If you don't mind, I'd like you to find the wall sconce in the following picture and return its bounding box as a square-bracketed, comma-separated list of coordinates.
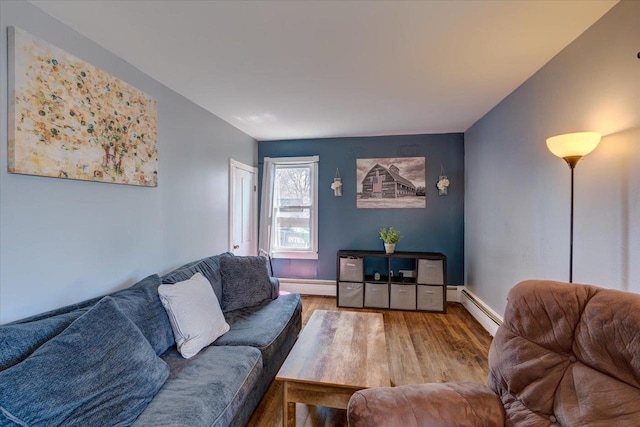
[546, 131, 601, 282]
[331, 168, 342, 196]
[436, 165, 450, 196]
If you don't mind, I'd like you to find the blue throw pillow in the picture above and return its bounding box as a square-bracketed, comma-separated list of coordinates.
[220, 256, 273, 312]
[111, 274, 174, 355]
[0, 297, 169, 427]
[0, 308, 89, 371]
[160, 252, 234, 303]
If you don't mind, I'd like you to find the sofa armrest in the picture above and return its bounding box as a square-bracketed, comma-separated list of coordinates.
[347, 382, 504, 427]
[269, 277, 280, 299]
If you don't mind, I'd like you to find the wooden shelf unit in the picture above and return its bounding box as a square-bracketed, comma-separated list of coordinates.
[336, 250, 447, 313]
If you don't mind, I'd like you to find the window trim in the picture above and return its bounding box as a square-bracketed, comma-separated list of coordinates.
[259, 156, 319, 260]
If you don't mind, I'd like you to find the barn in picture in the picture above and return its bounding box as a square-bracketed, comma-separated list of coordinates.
[361, 164, 416, 198]
[356, 157, 425, 209]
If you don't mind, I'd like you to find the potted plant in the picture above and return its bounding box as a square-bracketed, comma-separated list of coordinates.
[379, 227, 402, 254]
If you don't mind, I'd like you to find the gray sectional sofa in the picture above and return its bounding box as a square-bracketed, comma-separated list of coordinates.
[0, 252, 302, 426]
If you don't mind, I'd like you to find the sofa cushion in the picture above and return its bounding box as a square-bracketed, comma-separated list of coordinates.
[268, 277, 280, 299]
[214, 293, 302, 372]
[220, 256, 273, 312]
[161, 252, 233, 302]
[111, 274, 174, 355]
[158, 273, 230, 359]
[0, 274, 173, 368]
[0, 297, 169, 427]
[133, 345, 262, 427]
[0, 308, 89, 371]
[215, 293, 302, 427]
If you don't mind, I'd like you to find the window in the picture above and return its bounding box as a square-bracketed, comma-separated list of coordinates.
[259, 156, 318, 260]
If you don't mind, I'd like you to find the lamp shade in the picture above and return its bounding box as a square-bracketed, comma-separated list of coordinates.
[546, 132, 601, 159]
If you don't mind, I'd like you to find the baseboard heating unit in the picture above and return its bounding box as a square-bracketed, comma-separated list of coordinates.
[460, 289, 503, 337]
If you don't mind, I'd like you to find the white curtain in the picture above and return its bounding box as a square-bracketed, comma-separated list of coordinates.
[259, 157, 276, 255]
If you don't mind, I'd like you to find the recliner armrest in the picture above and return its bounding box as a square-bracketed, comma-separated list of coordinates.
[347, 382, 504, 427]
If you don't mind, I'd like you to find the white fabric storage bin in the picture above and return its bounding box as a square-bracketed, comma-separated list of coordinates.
[390, 284, 416, 310]
[364, 283, 389, 308]
[417, 259, 444, 284]
[417, 285, 444, 311]
[339, 257, 364, 282]
[338, 282, 364, 308]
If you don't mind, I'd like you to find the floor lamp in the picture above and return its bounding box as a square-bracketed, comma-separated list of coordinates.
[546, 132, 601, 283]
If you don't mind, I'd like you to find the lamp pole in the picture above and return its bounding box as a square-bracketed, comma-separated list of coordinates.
[564, 156, 581, 283]
[569, 164, 575, 283]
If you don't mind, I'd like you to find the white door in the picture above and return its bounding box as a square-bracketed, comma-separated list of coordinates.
[229, 159, 258, 256]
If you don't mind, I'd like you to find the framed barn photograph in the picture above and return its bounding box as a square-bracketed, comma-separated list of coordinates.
[356, 157, 425, 209]
[8, 27, 158, 187]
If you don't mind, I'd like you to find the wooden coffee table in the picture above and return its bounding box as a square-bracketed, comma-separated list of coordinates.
[276, 309, 390, 426]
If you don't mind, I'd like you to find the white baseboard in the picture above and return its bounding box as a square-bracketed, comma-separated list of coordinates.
[446, 286, 461, 303]
[279, 279, 336, 296]
[460, 288, 503, 337]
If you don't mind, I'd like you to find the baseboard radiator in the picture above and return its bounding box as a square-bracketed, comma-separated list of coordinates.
[279, 279, 336, 296]
[460, 289, 502, 336]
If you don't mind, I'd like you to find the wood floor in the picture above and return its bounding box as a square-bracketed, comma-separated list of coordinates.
[246, 296, 493, 427]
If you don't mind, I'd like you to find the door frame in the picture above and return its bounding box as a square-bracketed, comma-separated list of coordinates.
[229, 159, 258, 255]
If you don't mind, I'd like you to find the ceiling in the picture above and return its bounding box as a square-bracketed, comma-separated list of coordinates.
[29, 0, 618, 141]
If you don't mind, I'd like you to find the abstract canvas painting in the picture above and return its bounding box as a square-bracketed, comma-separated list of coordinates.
[8, 27, 158, 187]
[357, 157, 426, 208]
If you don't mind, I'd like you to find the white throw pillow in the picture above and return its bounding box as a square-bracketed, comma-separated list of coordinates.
[158, 273, 230, 359]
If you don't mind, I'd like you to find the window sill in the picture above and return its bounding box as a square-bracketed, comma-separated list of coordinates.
[272, 251, 318, 260]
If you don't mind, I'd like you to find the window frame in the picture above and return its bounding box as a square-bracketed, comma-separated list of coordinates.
[260, 156, 319, 260]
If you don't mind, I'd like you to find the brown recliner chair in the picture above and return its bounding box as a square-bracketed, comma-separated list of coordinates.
[347, 280, 640, 426]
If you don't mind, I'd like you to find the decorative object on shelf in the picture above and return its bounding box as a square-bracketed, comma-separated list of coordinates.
[356, 157, 426, 209]
[331, 168, 342, 196]
[374, 272, 381, 281]
[436, 165, 450, 196]
[546, 131, 601, 283]
[8, 27, 158, 187]
[379, 227, 402, 254]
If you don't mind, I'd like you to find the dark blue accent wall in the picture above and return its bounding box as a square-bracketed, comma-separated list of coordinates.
[258, 133, 464, 284]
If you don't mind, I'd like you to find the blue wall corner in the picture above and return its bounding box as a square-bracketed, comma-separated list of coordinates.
[259, 133, 465, 284]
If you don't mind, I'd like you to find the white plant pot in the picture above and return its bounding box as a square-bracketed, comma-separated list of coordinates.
[384, 243, 396, 254]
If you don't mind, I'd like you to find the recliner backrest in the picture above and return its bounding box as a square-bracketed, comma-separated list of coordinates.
[488, 280, 640, 426]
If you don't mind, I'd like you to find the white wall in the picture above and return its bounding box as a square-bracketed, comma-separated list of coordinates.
[465, 0, 639, 315]
[0, 1, 257, 323]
